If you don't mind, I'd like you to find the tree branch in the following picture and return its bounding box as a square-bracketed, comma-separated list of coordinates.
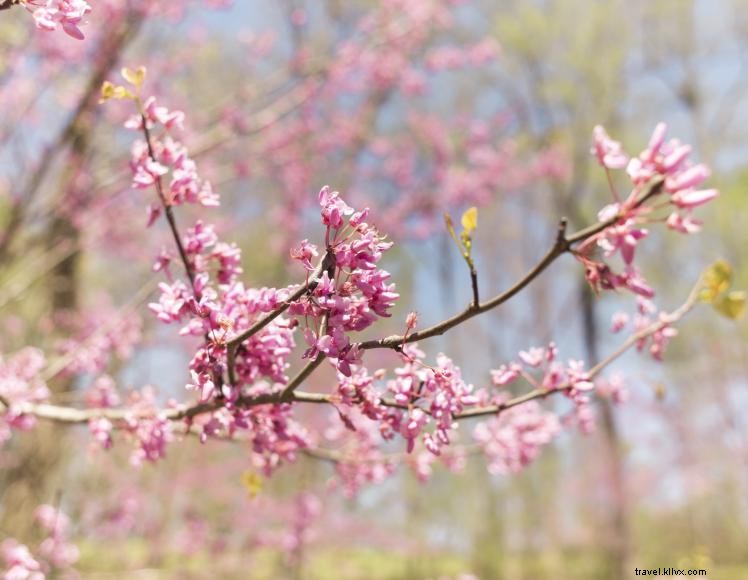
[0, 178, 677, 433]
[140, 116, 196, 288]
[360, 177, 665, 352]
[453, 274, 703, 420]
[0, 13, 144, 263]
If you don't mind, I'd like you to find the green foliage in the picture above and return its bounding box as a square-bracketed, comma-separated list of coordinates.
[700, 260, 746, 320]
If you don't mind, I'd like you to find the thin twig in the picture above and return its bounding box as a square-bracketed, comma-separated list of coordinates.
[453, 274, 703, 420]
[140, 116, 196, 287]
[359, 178, 665, 352]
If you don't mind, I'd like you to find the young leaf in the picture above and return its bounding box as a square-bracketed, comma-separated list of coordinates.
[461, 206, 478, 236]
[121, 66, 146, 87]
[714, 290, 746, 320]
[700, 260, 732, 303]
[99, 81, 133, 103]
[240, 470, 263, 498]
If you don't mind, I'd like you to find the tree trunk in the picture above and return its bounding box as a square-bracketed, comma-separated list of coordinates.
[580, 281, 629, 580]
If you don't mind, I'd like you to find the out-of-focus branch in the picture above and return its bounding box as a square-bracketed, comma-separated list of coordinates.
[0, 12, 144, 263]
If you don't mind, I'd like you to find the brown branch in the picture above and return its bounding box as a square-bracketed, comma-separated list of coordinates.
[360, 218, 570, 350]
[0, 178, 674, 430]
[469, 266, 479, 309]
[140, 116, 196, 288]
[360, 177, 666, 352]
[0, 275, 699, 427]
[453, 274, 703, 420]
[0, 13, 144, 263]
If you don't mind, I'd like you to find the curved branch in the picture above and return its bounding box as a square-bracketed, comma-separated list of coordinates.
[361, 177, 665, 351]
[453, 274, 702, 420]
[0, 178, 674, 430]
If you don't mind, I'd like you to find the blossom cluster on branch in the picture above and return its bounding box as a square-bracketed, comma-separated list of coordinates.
[0, 46, 736, 572]
[1, 505, 79, 578]
[1, 0, 744, 575]
[0, 61, 735, 580]
[4, 0, 92, 39]
[0, 65, 724, 501]
[580, 123, 717, 299]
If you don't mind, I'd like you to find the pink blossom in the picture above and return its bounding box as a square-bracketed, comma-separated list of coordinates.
[518, 347, 544, 367]
[26, 0, 92, 40]
[1, 540, 43, 580]
[148, 281, 189, 323]
[596, 219, 648, 264]
[591, 125, 629, 169]
[596, 373, 629, 404]
[610, 312, 629, 333]
[290, 239, 319, 271]
[85, 375, 120, 409]
[318, 186, 353, 229]
[490, 363, 522, 386]
[0, 348, 50, 443]
[89, 417, 114, 450]
[665, 164, 711, 193]
[666, 212, 703, 234]
[473, 401, 560, 475]
[671, 188, 718, 209]
[402, 408, 428, 453]
[125, 390, 173, 466]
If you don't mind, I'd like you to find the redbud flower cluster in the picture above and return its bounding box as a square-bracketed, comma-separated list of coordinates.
[5, 77, 705, 493]
[0, 348, 49, 446]
[582, 123, 717, 300]
[1, 505, 79, 579]
[24, 0, 92, 40]
[292, 186, 399, 377]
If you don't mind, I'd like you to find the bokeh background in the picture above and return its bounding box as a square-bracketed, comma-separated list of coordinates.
[1, 0, 747, 578]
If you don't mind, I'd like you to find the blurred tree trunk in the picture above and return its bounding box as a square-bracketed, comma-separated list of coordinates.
[469, 467, 506, 579]
[0, 139, 85, 542]
[0, 14, 143, 536]
[580, 282, 629, 580]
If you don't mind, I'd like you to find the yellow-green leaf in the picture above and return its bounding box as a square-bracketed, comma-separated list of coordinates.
[461, 206, 478, 235]
[99, 81, 133, 103]
[714, 290, 747, 320]
[121, 66, 146, 87]
[700, 260, 732, 303]
[99, 81, 116, 102]
[240, 471, 263, 498]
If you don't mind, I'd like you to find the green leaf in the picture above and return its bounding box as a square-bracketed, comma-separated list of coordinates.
[700, 260, 733, 303]
[99, 81, 134, 103]
[240, 471, 263, 498]
[714, 290, 747, 320]
[461, 206, 478, 235]
[121, 66, 146, 87]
